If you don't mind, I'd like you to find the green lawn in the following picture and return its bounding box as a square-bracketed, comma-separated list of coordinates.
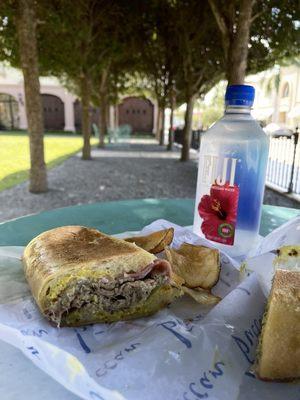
[0, 133, 97, 191]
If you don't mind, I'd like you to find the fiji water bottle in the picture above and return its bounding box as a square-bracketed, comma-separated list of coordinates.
[193, 85, 269, 257]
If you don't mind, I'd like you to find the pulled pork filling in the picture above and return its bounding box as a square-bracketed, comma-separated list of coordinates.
[45, 259, 171, 325]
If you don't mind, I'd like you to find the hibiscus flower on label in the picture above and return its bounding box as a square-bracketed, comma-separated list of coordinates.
[198, 182, 239, 246]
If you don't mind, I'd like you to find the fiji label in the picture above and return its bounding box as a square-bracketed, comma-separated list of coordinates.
[197, 155, 240, 245]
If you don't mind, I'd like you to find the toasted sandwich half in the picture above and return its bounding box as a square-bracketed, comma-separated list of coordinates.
[23, 226, 179, 326]
[255, 269, 300, 381]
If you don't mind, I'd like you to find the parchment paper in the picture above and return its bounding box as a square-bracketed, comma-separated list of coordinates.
[0, 217, 299, 400]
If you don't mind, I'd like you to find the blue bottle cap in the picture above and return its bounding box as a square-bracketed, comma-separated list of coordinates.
[225, 85, 255, 107]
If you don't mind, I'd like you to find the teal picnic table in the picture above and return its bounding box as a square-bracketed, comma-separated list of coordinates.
[0, 198, 299, 246]
[0, 198, 299, 400]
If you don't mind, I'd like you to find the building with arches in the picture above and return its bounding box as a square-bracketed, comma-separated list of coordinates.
[0, 64, 157, 134]
[0, 93, 19, 129]
[118, 96, 154, 133]
[0, 65, 78, 131]
[246, 63, 300, 130]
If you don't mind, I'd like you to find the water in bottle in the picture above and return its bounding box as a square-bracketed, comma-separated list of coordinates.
[193, 85, 269, 257]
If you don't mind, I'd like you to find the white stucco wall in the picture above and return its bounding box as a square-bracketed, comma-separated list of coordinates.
[39, 84, 77, 131]
[0, 66, 78, 132]
[246, 64, 300, 129]
[0, 65, 160, 135]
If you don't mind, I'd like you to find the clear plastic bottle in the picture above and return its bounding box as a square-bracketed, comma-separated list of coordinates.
[193, 85, 269, 257]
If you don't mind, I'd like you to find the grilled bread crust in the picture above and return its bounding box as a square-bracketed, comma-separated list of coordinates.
[255, 269, 300, 381]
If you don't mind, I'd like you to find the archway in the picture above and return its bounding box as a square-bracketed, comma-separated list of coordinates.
[73, 99, 100, 133]
[118, 97, 154, 133]
[0, 93, 19, 130]
[41, 94, 65, 130]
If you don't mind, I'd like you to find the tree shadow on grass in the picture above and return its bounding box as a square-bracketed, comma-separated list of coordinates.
[0, 150, 82, 192]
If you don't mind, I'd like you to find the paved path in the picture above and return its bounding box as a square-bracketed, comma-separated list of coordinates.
[0, 139, 298, 223]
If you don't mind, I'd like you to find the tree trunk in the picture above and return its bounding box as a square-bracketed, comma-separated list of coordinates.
[209, 0, 255, 85]
[106, 102, 110, 131]
[80, 73, 92, 160]
[98, 92, 107, 148]
[181, 95, 195, 162]
[16, 0, 47, 193]
[227, 0, 255, 84]
[167, 92, 175, 151]
[115, 105, 119, 128]
[98, 69, 109, 148]
[159, 106, 165, 146]
[156, 107, 162, 141]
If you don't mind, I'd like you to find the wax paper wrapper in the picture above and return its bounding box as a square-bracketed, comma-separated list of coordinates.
[0, 217, 299, 400]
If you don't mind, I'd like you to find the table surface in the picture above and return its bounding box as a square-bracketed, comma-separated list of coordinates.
[0, 198, 299, 400]
[0, 198, 299, 246]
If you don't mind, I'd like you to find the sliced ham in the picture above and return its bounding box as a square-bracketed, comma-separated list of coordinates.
[124, 259, 172, 280]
